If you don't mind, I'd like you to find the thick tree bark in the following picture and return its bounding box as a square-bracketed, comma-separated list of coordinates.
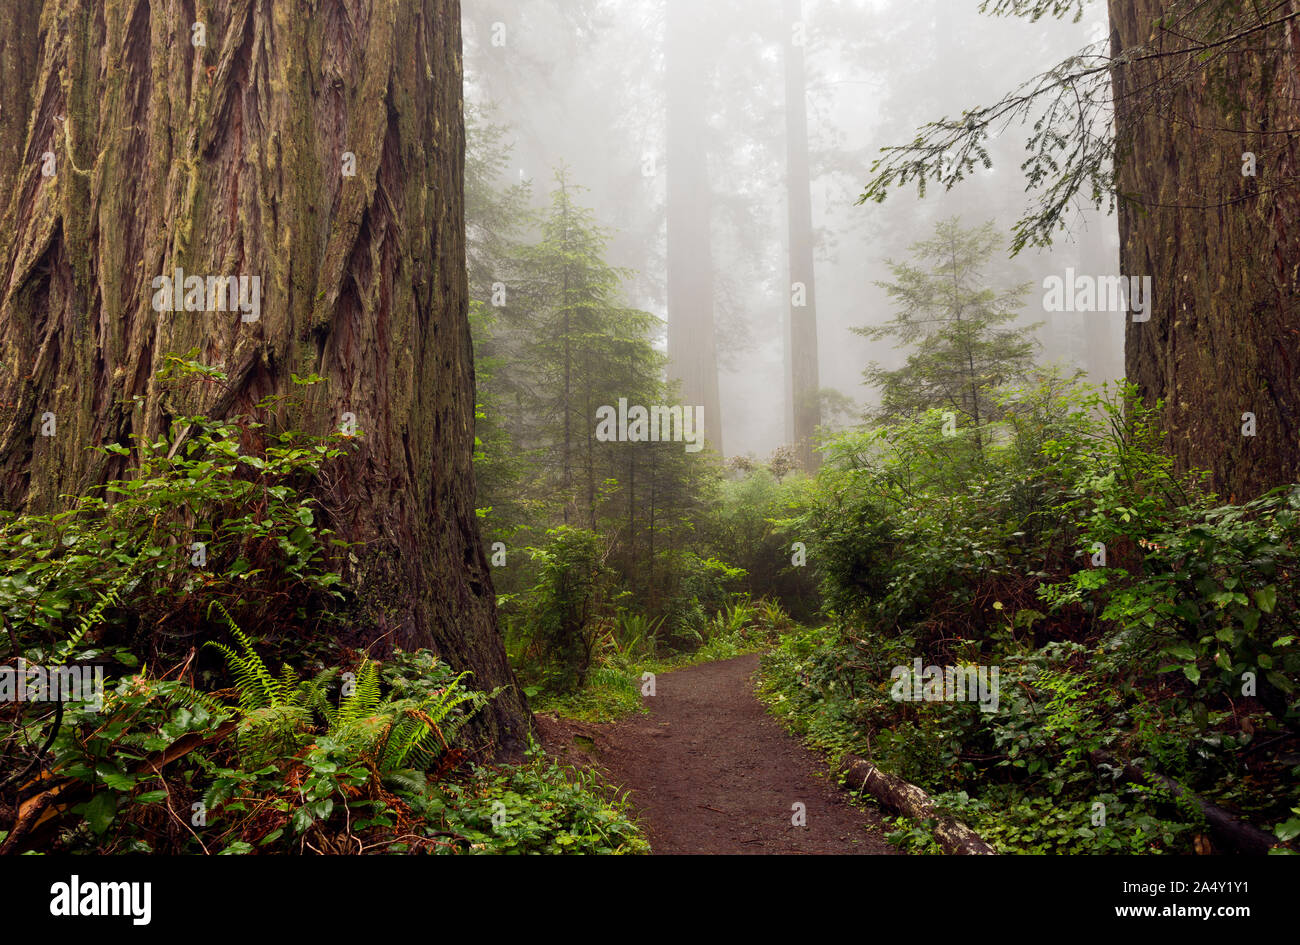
[666, 0, 722, 455]
[784, 0, 821, 473]
[1109, 0, 1300, 500]
[0, 0, 528, 756]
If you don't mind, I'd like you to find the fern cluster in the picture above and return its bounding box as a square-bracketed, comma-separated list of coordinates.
[204, 604, 488, 776]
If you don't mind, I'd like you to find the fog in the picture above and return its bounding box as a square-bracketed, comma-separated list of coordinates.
[462, 0, 1123, 461]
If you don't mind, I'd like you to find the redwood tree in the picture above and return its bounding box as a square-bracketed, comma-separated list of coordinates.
[1109, 0, 1300, 500]
[863, 0, 1300, 500]
[0, 0, 528, 753]
[783, 0, 821, 472]
[666, 0, 723, 454]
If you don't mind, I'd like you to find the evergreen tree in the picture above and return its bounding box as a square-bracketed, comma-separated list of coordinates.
[854, 218, 1037, 436]
[465, 156, 726, 628]
[466, 110, 541, 540]
[515, 170, 652, 525]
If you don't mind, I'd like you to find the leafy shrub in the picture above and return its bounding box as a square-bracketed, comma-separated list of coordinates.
[701, 469, 819, 619]
[764, 377, 1299, 854]
[653, 549, 746, 646]
[0, 379, 639, 857]
[0, 356, 348, 665]
[516, 527, 613, 693]
[431, 743, 648, 854]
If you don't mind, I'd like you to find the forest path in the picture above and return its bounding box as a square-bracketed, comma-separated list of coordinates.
[538, 653, 898, 854]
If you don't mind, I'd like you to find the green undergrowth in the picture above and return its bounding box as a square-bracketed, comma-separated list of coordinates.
[3, 603, 647, 854]
[0, 362, 645, 855]
[438, 745, 648, 854]
[530, 597, 793, 723]
[760, 622, 1259, 855]
[757, 379, 1300, 855]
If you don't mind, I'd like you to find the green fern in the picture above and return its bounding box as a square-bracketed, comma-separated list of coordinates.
[376, 673, 486, 772]
[204, 611, 492, 774]
[52, 567, 137, 665]
[335, 660, 383, 728]
[383, 768, 427, 795]
[203, 601, 289, 713]
[203, 602, 312, 757]
[159, 680, 228, 720]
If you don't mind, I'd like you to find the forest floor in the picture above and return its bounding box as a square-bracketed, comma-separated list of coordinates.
[535, 653, 899, 854]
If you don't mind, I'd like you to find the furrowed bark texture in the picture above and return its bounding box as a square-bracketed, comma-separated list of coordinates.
[1109, 0, 1300, 499]
[0, 0, 528, 756]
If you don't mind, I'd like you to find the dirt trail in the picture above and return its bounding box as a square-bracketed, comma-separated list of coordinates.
[538, 653, 898, 855]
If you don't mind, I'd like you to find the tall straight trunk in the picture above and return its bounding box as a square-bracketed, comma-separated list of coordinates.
[561, 185, 574, 522]
[666, 0, 722, 454]
[1078, 228, 1123, 384]
[647, 447, 657, 611]
[585, 351, 595, 527]
[627, 449, 636, 585]
[0, 0, 528, 755]
[563, 295, 572, 522]
[783, 0, 821, 472]
[1109, 0, 1300, 499]
[782, 303, 795, 445]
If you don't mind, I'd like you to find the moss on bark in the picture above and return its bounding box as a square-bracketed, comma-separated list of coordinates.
[0, 0, 529, 757]
[1110, 0, 1300, 499]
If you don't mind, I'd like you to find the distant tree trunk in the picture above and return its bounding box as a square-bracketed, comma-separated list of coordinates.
[666, 0, 723, 454]
[782, 306, 795, 445]
[0, 0, 528, 755]
[563, 280, 573, 523]
[1078, 230, 1123, 385]
[585, 350, 596, 528]
[1109, 0, 1300, 499]
[648, 448, 658, 611]
[627, 450, 637, 579]
[783, 0, 821, 472]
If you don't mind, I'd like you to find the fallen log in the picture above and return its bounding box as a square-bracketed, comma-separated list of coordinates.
[836, 753, 996, 854]
[1090, 750, 1277, 855]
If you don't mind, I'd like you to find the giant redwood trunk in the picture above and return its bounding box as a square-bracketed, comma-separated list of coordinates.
[1109, 0, 1300, 500]
[783, 0, 821, 472]
[0, 0, 528, 754]
[666, 0, 723, 454]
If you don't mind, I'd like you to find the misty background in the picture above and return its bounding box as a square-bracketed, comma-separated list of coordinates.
[461, 0, 1124, 461]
